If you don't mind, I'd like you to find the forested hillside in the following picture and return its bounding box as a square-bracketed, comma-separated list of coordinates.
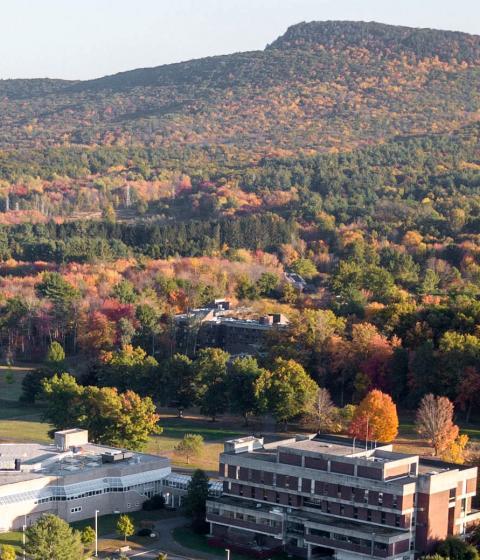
[2, 22, 480, 422]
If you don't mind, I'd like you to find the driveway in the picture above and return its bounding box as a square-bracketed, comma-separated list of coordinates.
[99, 515, 222, 560]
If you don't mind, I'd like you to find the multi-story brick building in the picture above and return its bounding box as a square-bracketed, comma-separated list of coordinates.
[206, 434, 479, 559]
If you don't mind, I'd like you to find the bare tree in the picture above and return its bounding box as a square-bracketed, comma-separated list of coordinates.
[306, 387, 338, 433]
[415, 394, 459, 456]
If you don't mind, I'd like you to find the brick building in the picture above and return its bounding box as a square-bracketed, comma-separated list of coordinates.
[206, 434, 479, 559]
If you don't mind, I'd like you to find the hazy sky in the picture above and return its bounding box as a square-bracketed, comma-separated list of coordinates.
[1, 0, 480, 81]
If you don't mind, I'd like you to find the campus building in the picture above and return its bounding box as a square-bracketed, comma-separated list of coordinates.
[0, 429, 203, 531]
[206, 434, 479, 559]
[174, 299, 289, 356]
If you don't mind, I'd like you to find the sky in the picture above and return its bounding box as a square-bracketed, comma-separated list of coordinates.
[1, 0, 480, 81]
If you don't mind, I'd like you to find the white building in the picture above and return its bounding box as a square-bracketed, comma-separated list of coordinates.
[0, 429, 183, 530]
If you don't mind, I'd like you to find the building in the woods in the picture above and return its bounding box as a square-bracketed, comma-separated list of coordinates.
[0, 429, 221, 531]
[174, 299, 289, 356]
[207, 434, 479, 560]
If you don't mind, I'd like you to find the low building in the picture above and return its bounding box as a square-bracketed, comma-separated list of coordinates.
[207, 434, 479, 559]
[0, 429, 189, 531]
[174, 301, 289, 356]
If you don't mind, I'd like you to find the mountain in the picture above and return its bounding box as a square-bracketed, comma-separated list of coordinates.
[1, 21, 479, 160]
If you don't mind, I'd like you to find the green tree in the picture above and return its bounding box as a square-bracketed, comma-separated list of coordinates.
[290, 258, 318, 280]
[227, 356, 264, 425]
[112, 280, 137, 304]
[25, 514, 83, 560]
[116, 514, 134, 543]
[174, 433, 204, 464]
[36, 272, 79, 309]
[256, 272, 280, 297]
[436, 535, 479, 559]
[80, 386, 161, 450]
[235, 275, 258, 300]
[195, 348, 230, 421]
[164, 354, 198, 415]
[46, 341, 65, 364]
[42, 375, 161, 450]
[255, 358, 318, 428]
[80, 526, 96, 547]
[41, 373, 83, 434]
[184, 469, 210, 534]
[0, 544, 16, 560]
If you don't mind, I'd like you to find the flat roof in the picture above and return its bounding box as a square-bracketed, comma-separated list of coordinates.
[0, 442, 168, 486]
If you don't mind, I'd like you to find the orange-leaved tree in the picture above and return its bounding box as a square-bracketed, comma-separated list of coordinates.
[415, 394, 459, 456]
[348, 389, 399, 443]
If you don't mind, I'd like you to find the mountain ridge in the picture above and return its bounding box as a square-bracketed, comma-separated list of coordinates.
[0, 20, 479, 158]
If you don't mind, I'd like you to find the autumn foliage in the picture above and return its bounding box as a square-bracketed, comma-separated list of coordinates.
[349, 390, 399, 443]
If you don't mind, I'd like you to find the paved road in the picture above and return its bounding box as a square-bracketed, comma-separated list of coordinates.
[99, 516, 221, 560]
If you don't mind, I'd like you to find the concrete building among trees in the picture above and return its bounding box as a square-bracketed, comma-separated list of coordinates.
[174, 300, 289, 356]
[0, 429, 192, 531]
[207, 434, 479, 559]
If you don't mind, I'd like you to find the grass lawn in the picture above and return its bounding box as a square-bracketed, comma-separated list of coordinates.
[0, 363, 35, 402]
[71, 509, 177, 536]
[146, 413, 243, 471]
[0, 530, 23, 552]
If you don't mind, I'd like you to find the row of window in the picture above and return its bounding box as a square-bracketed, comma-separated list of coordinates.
[33, 481, 161, 505]
[228, 469, 406, 510]
[208, 507, 280, 529]
[309, 528, 388, 551]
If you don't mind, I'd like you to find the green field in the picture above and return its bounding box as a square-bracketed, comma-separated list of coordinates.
[0, 364, 52, 444]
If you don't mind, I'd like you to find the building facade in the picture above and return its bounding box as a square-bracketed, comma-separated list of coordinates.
[0, 429, 192, 531]
[174, 301, 289, 356]
[207, 435, 479, 559]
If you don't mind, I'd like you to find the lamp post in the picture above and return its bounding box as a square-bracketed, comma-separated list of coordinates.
[22, 517, 26, 560]
[225, 548, 231, 560]
[94, 509, 100, 557]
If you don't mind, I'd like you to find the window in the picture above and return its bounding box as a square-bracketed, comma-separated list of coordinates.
[353, 507, 358, 519]
[275, 493, 280, 504]
[340, 505, 345, 515]
[381, 512, 386, 524]
[337, 484, 342, 498]
[239, 485, 244, 496]
[367, 510, 372, 522]
[449, 488, 456, 501]
[70, 506, 82, 514]
[393, 495, 398, 508]
[395, 515, 401, 527]
[378, 492, 383, 505]
[364, 490, 369, 504]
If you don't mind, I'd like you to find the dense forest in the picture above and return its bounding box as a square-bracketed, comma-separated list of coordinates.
[2, 21, 480, 425]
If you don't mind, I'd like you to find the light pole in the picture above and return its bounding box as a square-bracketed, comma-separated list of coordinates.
[22, 518, 26, 560]
[225, 548, 231, 560]
[95, 509, 100, 557]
